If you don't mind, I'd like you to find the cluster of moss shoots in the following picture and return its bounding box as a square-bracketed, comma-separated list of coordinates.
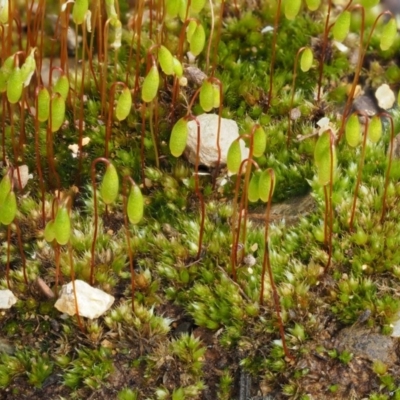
[1, 0, 400, 398]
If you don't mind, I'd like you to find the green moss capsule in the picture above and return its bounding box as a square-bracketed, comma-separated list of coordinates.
[259, 168, 275, 203]
[165, 0, 180, 17]
[199, 81, 214, 112]
[6, 67, 23, 104]
[169, 118, 188, 157]
[314, 131, 336, 186]
[44, 220, 56, 243]
[53, 75, 69, 100]
[115, 87, 132, 121]
[101, 163, 119, 205]
[361, 0, 379, 8]
[0, 173, 11, 206]
[248, 171, 261, 203]
[20, 48, 36, 87]
[142, 65, 159, 103]
[0, 191, 17, 226]
[54, 205, 71, 245]
[345, 113, 361, 148]
[50, 95, 66, 132]
[380, 18, 397, 51]
[332, 11, 351, 43]
[186, 20, 197, 43]
[72, 0, 89, 25]
[300, 47, 313, 72]
[172, 57, 183, 77]
[190, 24, 206, 56]
[227, 140, 242, 175]
[305, 0, 320, 11]
[253, 126, 267, 158]
[284, 0, 301, 20]
[158, 45, 174, 76]
[212, 85, 220, 108]
[0, 55, 15, 93]
[368, 115, 382, 143]
[37, 87, 50, 122]
[0, 0, 9, 24]
[191, 0, 206, 13]
[127, 185, 144, 224]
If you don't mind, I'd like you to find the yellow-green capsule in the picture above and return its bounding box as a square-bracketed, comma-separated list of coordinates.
[190, 24, 206, 56]
[252, 126, 267, 158]
[191, 0, 206, 13]
[305, 0, 320, 11]
[0, 191, 17, 226]
[284, 0, 301, 20]
[199, 81, 214, 112]
[20, 48, 36, 87]
[300, 47, 313, 72]
[169, 118, 188, 158]
[127, 185, 144, 224]
[248, 171, 261, 203]
[53, 75, 69, 100]
[158, 45, 174, 76]
[44, 220, 56, 243]
[258, 168, 276, 203]
[314, 131, 337, 186]
[0, 55, 15, 93]
[380, 18, 397, 51]
[368, 115, 382, 143]
[115, 87, 132, 121]
[332, 11, 351, 43]
[37, 87, 50, 122]
[227, 140, 242, 175]
[72, 0, 89, 25]
[212, 85, 220, 108]
[0, 173, 11, 206]
[6, 67, 23, 104]
[50, 95, 66, 132]
[141, 65, 159, 103]
[101, 163, 119, 205]
[165, 0, 180, 17]
[345, 113, 361, 148]
[172, 57, 183, 77]
[0, 0, 9, 24]
[54, 206, 71, 245]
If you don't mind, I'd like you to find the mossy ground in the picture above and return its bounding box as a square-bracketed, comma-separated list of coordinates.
[1, 0, 400, 399]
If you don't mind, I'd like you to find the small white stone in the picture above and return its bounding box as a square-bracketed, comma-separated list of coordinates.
[375, 83, 395, 110]
[185, 114, 249, 167]
[0, 290, 18, 309]
[55, 280, 114, 319]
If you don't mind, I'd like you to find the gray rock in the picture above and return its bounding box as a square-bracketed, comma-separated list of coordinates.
[185, 114, 249, 167]
[0, 289, 17, 309]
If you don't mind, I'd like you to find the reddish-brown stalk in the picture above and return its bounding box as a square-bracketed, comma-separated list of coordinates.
[89, 157, 112, 285]
[238, 125, 259, 262]
[259, 169, 292, 360]
[188, 115, 206, 260]
[133, 0, 145, 93]
[100, 18, 114, 118]
[230, 156, 260, 281]
[325, 131, 335, 271]
[59, 2, 70, 75]
[266, 0, 282, 112]
[122, 176, 138, 312]
[317, 0, 355, 103]
[75, 22, 87, 186]
[68, 241, 84, 332]
[6, 225, 11, 289]
[209, 77, 223, 189]
[210, 0, 225, 77]
[105, 81, 127, 158]
[287, 46, 307, 147]
[348, 112, 369, 232]
[46, 93, 62, 193]
[34, 87, 46, 225]
[380, 113, 394, 223]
